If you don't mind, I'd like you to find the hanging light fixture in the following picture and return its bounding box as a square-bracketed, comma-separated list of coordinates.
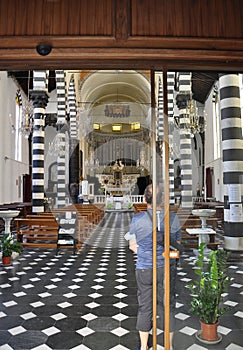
[48, 133, 66, 157]
[174, 95, 206, 136]
[136, 149, 149, 171]
[186, 97, 206, 136]
[84, 156, 100, 174]
[19, 71, 34, 139]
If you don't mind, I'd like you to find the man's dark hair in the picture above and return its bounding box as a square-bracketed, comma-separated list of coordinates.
[144, 183, 163, 205]
[144, 184, 153, 204]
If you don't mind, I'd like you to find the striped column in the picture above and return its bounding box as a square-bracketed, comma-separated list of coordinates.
[68, 74, 79, 204]
[55, 70, 68, 208]
[157, 76, 164, 141]
[31, 71, 49, 213]
[219, 73, 243, 251]
[176, 72, 193, 209]
[68, 75, 78, 140]
[156, 75, 164, 182]
[167, 72, 175, 205]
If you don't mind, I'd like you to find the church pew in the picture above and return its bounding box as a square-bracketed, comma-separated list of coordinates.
[15, 217, 59, 249]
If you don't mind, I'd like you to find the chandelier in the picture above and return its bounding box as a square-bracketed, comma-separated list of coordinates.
[48, 134, 66, 156]
[174, 97, 206, 136]
[19, 71, 34, 139]
[136, 150, 149, 171]
[186, 98, 206, 136]
[84, 153, 100, 174]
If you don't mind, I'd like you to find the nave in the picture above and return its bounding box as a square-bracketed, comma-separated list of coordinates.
[0, 212, 242, 350]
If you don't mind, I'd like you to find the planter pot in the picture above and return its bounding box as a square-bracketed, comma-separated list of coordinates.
[196, 320, 222, 344]
[200, 321, 218, 341]
[2, 256, 11, 266]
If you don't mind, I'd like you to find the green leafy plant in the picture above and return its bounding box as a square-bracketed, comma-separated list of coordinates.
[1, 234, 23, 257]
[106, 201, 113, 209]
[188, 243, 231, 324]
[98, 188, 105, 195]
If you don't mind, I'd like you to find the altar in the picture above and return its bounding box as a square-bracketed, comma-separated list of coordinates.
[105, 193, 133, 211]
[96, 159, 141, 206]
[105, 187, 131, 196]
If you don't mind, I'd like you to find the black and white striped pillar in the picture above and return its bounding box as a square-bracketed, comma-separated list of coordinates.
[219, 73, 243, 251]
[176, 72, 193, 209]
[68, 74, 79, 204]
[167, 72, 175, 205]
[157, 76, 164, 141]
[31, 71, 49, 213]
[55, 70, 68, 208]
[156, 75, 164, 182]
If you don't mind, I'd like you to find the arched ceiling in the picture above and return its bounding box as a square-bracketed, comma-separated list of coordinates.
[79, 70, 151, 108]
[78, 70, 151, 138]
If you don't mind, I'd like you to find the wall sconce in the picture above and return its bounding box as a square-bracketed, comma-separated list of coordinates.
[131, 122, 140, 131]
[93, 123, 100, 130]
[112, 124, 122, 132]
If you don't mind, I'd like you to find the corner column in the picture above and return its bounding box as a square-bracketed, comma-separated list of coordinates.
[219, 73, 243, 251]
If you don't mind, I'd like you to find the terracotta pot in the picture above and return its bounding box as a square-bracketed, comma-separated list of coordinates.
[200, 320, 219, 341]
[2, 256, 11, 266]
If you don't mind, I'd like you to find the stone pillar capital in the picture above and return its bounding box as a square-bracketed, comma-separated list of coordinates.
[176, 93, 190, 110]
[30, 90, 49, 109]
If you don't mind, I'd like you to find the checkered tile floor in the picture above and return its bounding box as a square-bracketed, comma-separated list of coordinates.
[0, 212, 243, 350]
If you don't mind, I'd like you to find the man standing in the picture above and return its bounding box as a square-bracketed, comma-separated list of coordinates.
[129, 184, 182, 350]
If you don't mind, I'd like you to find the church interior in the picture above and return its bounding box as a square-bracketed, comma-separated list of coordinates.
[0, 1, 242, 349]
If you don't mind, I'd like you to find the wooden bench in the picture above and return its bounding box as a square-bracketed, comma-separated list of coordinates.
[133, 203, 181, 214]
[15, 218, 59, 249]
[48, 209, 94, 244]
[25, 213, 85, 252]
[133, 203, 147, 213]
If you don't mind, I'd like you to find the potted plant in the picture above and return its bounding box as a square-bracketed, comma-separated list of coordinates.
[106, 200, 113, 210]
[188, 243, 231, 343]
[127, 202, 133, 210]
[1, 234, 23, 266]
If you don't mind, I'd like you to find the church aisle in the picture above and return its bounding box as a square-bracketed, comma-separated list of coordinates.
[0, 212, 242, 350]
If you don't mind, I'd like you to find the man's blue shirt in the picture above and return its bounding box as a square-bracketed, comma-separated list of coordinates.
[129, 208, 181, 269]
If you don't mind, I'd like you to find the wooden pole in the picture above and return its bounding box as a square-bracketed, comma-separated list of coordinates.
[151, 69, 157, 350]
[163, 70, 171, 350]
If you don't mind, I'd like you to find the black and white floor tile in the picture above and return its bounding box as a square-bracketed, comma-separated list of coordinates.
[0, 212, 242, 350]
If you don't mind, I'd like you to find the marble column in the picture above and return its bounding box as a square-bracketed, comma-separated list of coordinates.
[167, 72, 175, 205]
[55, 70, 68, 208]
[68, 75, 79, 204]
[176, 92, 193, 209]
[219, 73, 243, 251]
[31, 89, 49, 213]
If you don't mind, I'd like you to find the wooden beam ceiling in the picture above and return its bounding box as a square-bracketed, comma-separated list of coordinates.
[0, 0, 243, 71]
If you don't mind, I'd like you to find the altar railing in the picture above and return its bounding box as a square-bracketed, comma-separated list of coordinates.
[93, 194, 144, 204]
